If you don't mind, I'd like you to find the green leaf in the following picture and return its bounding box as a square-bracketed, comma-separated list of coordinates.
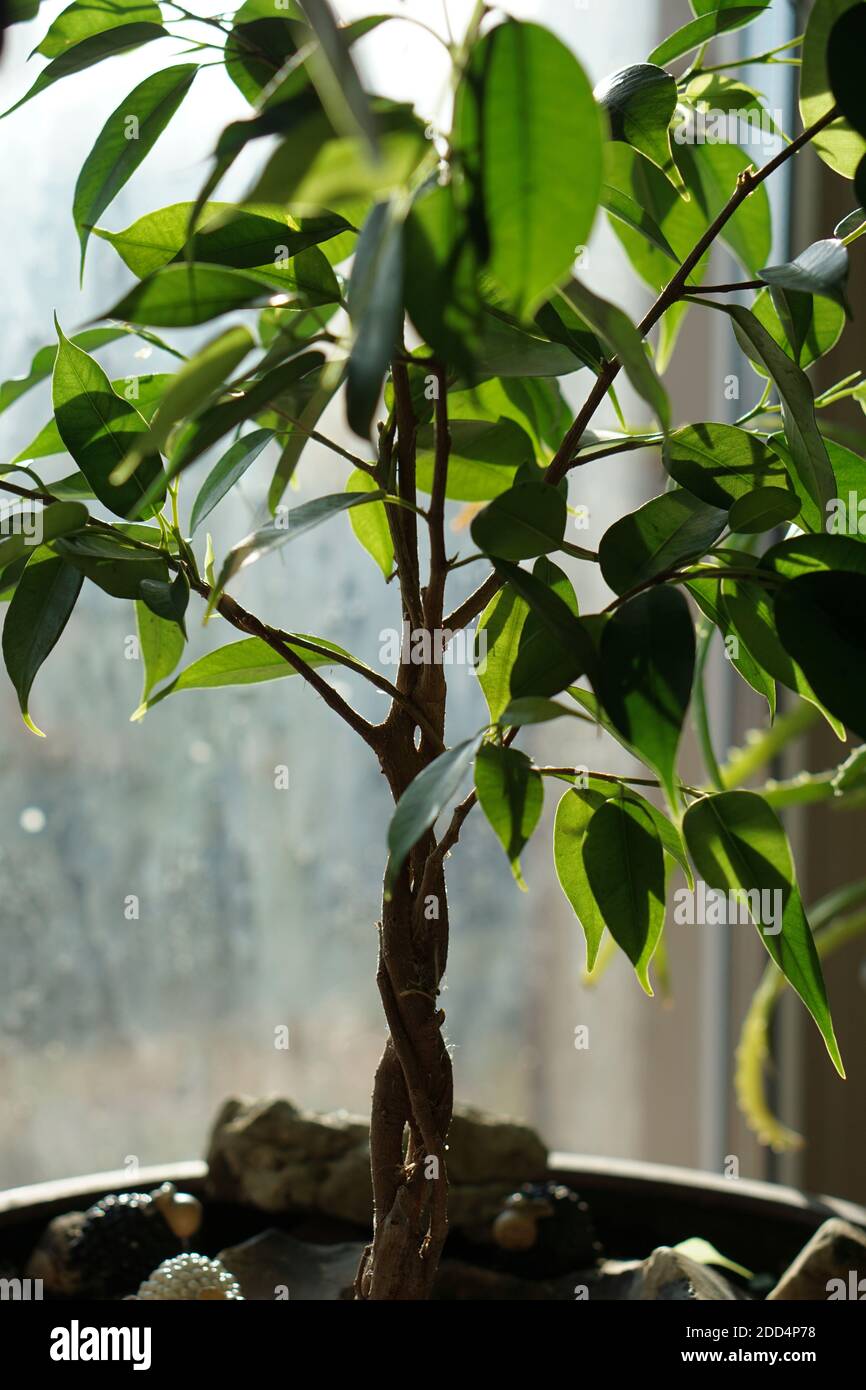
[114, 326, 256, 485]
[509, 557, 583, 702]
[491, 558, 597, 690]
[415, 418, 534, 502]
[682, 71, 783, 142]
[800, 0, 866, 179]
[835, 206, 866, 239]
[190, 429, 273, 535]
[55, 531, 168, 599]
[776, 571, 866, 739]
[476, 585, 529, 723]
[2, 548, 83, 736]
[132, 632, 359, 718]
[686, 560, 776, 716]
[560, 280, 669, 429]
[33, 0, 160, 57]
[0, 328, 131, 416]
[663, 422, 788, 509]
[0, 501, 90, 572]
[760, 238, 851, 317]
[709, 302, 838, 519]
[457, 19, 603, 317]
[553, 786, 610, 972]
[599, 489, 727, 595]
[683, 790, 843, 1074]
[471, 480, 567, 561]
[247, 98, 425, 210]
[474, 311, 589, 379]
[224, 0, 305, 104]
[52, 320, 165, 519]
[16, 372, 171, 466]
[386, 735, 485, 886]
[672, 1238, 753, 1283]
[599, 183, 678, 263]
[474, 744, 543, 888]
[346, 469, 393, 577]
[267, 374, 340, 511]
[583, 796, 666, 994]
[728, 487, 800, 534]
[346, 200, 404, 439]
[599, 586, 695, 806]
[73, 65, 198, 274]
[749, 286, 845, 374]
[139, 570, 189, 637]
[136, 598, 185, 704]
[94, 202, 350, 280]
[594, 63, 678, 180]
[298, 0, 378, 151]
[2, 22, 166, 118]
[211, 488, 389, 605]
[100, 263, 289, 328]
[168, 351, 324, 482]
[649, 6, 767, 66]
[677, 141, 772, 275]
[500, 696, 586, 726]
[404, 181, 481, 374]
[762, 531, 866, 582]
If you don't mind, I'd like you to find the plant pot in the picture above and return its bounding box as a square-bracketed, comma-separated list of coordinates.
[2, 1154, 864, 1298]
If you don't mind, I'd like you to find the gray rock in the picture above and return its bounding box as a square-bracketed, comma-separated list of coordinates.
[25, 1211, 87, 1296]
[767, 1218, 866, 1301]
[566, 1249, 743, 1301]
[219, 1229, 367, 1301]
[205, 1095, 548, 1231]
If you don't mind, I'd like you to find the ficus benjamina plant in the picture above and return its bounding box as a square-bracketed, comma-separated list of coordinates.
[3, 0, 866, 1299]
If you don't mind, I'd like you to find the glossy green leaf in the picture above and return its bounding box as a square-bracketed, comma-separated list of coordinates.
[415, 418, 535, 502]
[677, 141, 772, 275]
[346, 469, 393, 577]
[476, 585, 529, 724]
[140, 570, 189, 637]
[55, 531, 168, 599]
[728, 488, 800, 534]
[224, 0, 305, 104]
[16, 372, 170, 465]
[457, 19, 603, 317]
[0, 328, 131, 416]
[599, 489, 727, 595]
[553, 786, 610, 972]
[663, 422, 787, 509]
[561, 280, 669, 428]
[298, 0, 378, 151]
[0, 501, 89, 573]
[2, 22, 166, 118]
[404, 181, 481, 374]
[800, 0, 866, 179]
[52, 321, 165, 518]
[599, 586, 695, 805]
[711, 302, 837, 519]
[583, 796, 665, 994]
[346, 200, 404, 439]
[136, 597, 185, 704]
[749, 285, 845, 374]
[649, 6, 767, 65]
[683, 790, 843, 1073]
[101, 263, 294, 328]
[508, 557, 583, 702]
[132, 632, 359, 718]
[760, 238, 851, 317]
[94, 202, 350, 280]
[115, 326, 256, 484]
[386, 735, 485, 886]
[73, 65, 197, 274]
[776, 572, 866, 739]
[474, 311, 590, 379]
[168, 351, 324, 482]
[2, 547, 83, 736]
[471, 480, 567, 561]
[190, 429, 273, 535]
[599, 183, 678, 262]
[211, 488, 389, 604]
[491, 558, 597, 692]
[595, 64, 677, 179]
[34, 0, 159, 57]
[474, 743, 543, 887]
[268, 374, 341, 512]
[500, 696, 586, 726]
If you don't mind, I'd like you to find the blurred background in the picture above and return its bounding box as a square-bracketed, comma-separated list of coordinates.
[0, 0, 863, 1203]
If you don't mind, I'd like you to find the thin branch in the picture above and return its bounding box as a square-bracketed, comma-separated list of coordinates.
[424, 363, 450, 630]
[682, 280, 764, 295]
[269, 406, 377, 476]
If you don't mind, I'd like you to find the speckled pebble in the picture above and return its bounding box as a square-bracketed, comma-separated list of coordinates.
[137, 1253, 244, 1301]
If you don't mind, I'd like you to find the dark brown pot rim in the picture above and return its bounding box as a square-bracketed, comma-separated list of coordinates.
[2, 1155, 864, 1278]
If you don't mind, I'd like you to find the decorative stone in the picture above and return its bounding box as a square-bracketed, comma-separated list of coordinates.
[205, 1096, 548, 1231]
[218, 1230, 368, 1301]
[25, 1211, 88, 1296]
[151, 1182, 203, 1242]
[767, 1218, 866, 1301]
[137, 1253, 243, 1301]
[491, 1182, 599, 1276]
